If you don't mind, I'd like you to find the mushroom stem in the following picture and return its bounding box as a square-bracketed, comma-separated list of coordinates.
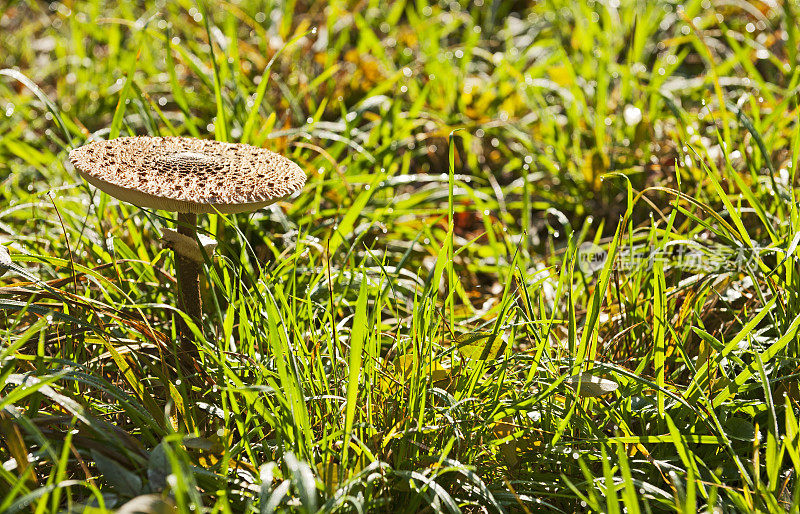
[176, 211, 202, 355]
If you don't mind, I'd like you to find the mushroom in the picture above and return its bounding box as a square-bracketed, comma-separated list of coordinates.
[69, 136, 306, 355]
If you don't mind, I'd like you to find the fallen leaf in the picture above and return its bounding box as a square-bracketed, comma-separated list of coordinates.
[563, 374, 619, 397]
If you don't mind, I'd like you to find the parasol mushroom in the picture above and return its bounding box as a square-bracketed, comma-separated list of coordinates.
[69, 136, 306, 355]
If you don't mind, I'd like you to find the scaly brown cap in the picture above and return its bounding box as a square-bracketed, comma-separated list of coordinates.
[69, 137, 306, 214]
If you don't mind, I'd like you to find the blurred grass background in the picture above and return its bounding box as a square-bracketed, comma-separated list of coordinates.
[2, 0, 800, 512]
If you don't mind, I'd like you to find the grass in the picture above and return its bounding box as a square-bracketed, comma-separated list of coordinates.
[1, 0, 800, 511]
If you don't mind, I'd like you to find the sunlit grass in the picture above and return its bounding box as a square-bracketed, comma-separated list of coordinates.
[1, 0, 800, 512]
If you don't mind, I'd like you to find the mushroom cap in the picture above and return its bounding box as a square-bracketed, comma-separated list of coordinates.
[69, 137, 306, 214]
